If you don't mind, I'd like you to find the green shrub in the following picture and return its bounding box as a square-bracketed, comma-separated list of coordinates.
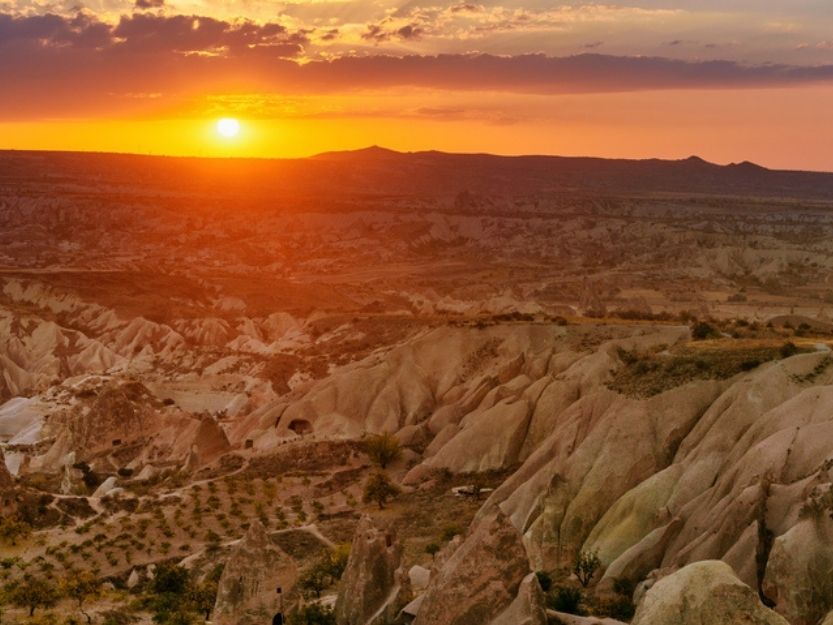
[692, 322, 718, 340]
[362, 472, 400, 509]
[780, 342, 799, 358]
[546, 585, 583, 614]
[573, 550, 600, 587]
[363, 432, 402, 469]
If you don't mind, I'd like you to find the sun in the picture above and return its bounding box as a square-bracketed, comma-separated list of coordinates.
[216, 118, 241, 138]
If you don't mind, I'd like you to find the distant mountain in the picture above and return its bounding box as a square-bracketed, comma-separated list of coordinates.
[2, 147, 833, 201]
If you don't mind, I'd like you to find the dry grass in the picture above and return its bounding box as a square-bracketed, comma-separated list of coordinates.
[608, 338, 816, 398]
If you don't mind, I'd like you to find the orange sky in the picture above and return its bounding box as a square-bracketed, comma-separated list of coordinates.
[2, 85, 833, 170]
[2, 3, 833, 169]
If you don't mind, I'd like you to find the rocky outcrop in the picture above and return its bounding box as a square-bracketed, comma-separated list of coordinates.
[763, 516, 833, 625]
[213, 521, 297, 625]
[632, 561, 789, 625]
[490, 573, 547, 625]
[335, 516, 409, 625]
[413, 510, 532, 625]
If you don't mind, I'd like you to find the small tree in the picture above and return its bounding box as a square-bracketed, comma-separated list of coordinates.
[325, 544, 350, 581]
[440, 525, 462, 542]
[298, 546, 350, 600]
[0, 518, 31, 546]
[425, 543, 440, 560]
[190, 577, 218, 622]
[298, 564, 329, 600]
[573, 550, 601, 588]
[364, 433, 402, 469]
[61, 571, 100, 625]
[8, 573, 60, 616]
[692, 322, 718, 341]
[362, 472, 400, 510]
[547, 585, 583, 614]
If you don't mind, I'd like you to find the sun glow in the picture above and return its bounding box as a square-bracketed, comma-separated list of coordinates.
[216, 117, 241, 138]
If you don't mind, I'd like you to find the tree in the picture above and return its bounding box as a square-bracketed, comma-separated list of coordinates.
[189, 577, 218, 622]
[0, 518, 31, 546]
[362, 472, 400, 510]
[298, 564, 329, 600]
[425, 543, 440, 560]
[297, 546, 351, 600]
[324, 544, 350, 581]
[692, 322, 718, 341]
[150, 564, 191, 597]
[144, 564, 198, 625]
[363, 433, 401, 469]
[7, 573, 60, 616]
[61, 571, 100, 625]
[573, 550, 601, 588]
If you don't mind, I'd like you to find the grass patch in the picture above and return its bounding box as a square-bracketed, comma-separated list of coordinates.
[609, 341, 810, 398]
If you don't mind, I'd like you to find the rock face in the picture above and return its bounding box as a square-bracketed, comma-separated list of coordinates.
[632, 561, 789, 625]
[413, 510, 532, 625]
[489, 573, 547, 625]
[213, 521, 297, 625]
[763, 516, 833, 625]
[335, 516, 409, 625]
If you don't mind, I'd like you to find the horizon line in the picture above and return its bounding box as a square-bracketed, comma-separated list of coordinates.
[3, 145, 833, 176]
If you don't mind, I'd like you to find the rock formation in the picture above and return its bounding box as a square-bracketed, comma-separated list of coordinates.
[335, 515, 409, 625]
[489, 573, 547, 625]
[213, 520, 298, 625]
[763, 515, 833, 625]
[413, 510, 533, 625]
[632, 561, 789, 625]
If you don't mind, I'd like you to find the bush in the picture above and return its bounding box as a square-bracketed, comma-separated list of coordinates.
[573, 550, 600, 588]
[780, 342, 799, 358]
[546, 585, 583, 614]
[692, 322, 718, 340]
[535, 571, 553, 593]
[362, 472, 400, 509]
[0, 517, 32, 545]
[7, 573, 61, 616]
[363, 433, 402, 469]
[440, 524, 463, 542]
[297, 546, 351, 600]
[599, 596, 635, 620]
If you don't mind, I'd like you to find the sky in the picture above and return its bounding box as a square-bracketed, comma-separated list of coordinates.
[2, 1, 833, 168]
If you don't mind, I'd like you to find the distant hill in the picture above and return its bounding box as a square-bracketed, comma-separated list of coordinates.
[2, 147, 833, 201]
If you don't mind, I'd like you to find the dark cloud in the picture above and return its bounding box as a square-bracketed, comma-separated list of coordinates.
[363, 21, 423, 42]
[396, 24, 423, 40]
[112, 13, 306, 54]
[0, 12, 110, 48]
[2, 17, 833, 120]
[134, 0, 164, 10]
[0, 11, 306, 56]
[450, 3, 481, 13]
[362, 24, 385, 42]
